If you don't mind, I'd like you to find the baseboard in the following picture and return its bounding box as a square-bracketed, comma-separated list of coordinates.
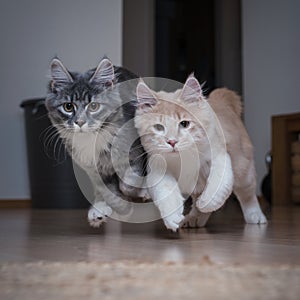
[0, 199, 31, 209]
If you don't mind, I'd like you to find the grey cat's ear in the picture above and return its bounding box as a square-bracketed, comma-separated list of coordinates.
[181, 73, 204, 104]
[90, 58, 114, 85]
[50, 58, 73, 87]
[136, 79, 157, 109]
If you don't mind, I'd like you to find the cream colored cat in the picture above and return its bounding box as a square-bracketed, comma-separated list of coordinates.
[135, 75, 267, 231]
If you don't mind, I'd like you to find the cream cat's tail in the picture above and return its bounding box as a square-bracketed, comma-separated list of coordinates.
[209, 88, 242, 117]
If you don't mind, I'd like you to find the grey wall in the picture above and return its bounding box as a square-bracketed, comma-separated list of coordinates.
[242, 0, 300, 192]
[0, 0, 123, 199]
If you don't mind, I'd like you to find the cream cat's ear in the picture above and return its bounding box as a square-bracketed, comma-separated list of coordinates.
[50, 58, 73, 88]
[136, 79, 157, 109]
[90, 58, 114, 86]
[181, 73, 204, 104]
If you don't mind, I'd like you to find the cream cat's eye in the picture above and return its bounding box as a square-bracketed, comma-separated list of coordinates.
[179, 120, 190, 128]
[63, 102, 75, 113]
[154, 124, 165, 132]
[87, 102, 100, 112]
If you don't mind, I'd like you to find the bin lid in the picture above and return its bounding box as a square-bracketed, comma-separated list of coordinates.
[20, 98, 45, 108]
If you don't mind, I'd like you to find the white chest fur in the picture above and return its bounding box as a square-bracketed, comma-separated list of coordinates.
[70, 132, 111, 168]
[162, 148, 208, 197]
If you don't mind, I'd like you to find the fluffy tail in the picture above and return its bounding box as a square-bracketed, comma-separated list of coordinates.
[209, 88, 242, 117]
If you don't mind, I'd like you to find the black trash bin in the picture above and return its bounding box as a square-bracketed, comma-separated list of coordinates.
[21, 98, 89, 209]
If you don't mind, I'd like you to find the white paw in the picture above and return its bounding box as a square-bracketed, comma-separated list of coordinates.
[163, 211, 185, 232]
[181, 212, 211, 228]
[244, 209, 267, 224]
[88, 202, 113, 228]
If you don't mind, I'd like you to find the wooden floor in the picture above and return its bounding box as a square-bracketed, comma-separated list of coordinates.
[0, 201, 299, 265]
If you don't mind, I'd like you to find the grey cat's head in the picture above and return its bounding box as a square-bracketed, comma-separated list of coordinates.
[46, 58, 123, 135]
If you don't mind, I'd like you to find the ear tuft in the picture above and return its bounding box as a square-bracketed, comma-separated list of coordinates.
[181, 73, 203, 104]
[90, 58, 114, 85]
[50, 58, 73, 87]
[136, 79, 157, 110]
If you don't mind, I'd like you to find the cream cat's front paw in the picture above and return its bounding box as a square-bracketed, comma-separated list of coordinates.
[196, 153, 234, 213]
[88, 202, 113, 228]
[243, 208, 267, 224]
[181, 209, 211, 228]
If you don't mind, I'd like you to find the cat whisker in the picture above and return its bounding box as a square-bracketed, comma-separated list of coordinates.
[43, 129, 59, 149]
[130, 144, 147, 152]
[58, 136, 67, 160]
[47, 133, 61, 155]
[41, 125, 70, 162]
[40, 124, 56, 137]
[35, 112, 51, 121]
[54, 129, 72, 163]
[41, 126, 59, 144]
[139, 164, 148, 177]
[132, 151, 148, 163]
[53, 138, 61, 161]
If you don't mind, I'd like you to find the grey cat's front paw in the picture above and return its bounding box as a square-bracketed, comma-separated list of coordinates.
[88, 202, 113, 228]
[163, 211, 185, 232]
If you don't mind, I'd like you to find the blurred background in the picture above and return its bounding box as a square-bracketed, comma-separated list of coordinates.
[0, 0, 299, 203]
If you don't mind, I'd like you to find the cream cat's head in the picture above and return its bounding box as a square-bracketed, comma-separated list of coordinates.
[135, 74, 210, 155]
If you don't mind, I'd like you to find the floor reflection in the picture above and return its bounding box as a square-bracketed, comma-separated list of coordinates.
[0, 206, 299, 265]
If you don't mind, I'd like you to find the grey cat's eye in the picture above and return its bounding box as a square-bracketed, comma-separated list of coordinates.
[87, 102, 100, 112]
[63, 103, 75, 113]
[154, 124, 165, 132]
[179, 120, 190, 128]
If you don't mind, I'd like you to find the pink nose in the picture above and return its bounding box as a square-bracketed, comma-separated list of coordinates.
[167, 139, 178, 148]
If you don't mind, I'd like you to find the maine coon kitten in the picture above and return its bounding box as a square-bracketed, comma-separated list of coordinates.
[135, 74, 267, 231]
[46, 58, 146, 227]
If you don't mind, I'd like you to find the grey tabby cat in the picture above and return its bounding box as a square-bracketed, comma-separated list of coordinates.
[46, 58, 146, 227]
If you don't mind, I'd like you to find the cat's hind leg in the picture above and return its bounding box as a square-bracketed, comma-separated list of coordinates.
[233, 159, 267, 224]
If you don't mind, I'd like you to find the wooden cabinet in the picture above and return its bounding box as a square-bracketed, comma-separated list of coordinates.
[272, 113, 300, 205]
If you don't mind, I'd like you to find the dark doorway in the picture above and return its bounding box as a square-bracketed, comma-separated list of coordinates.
[155, 0, 215, 93]
[155, 0, 242, 94]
